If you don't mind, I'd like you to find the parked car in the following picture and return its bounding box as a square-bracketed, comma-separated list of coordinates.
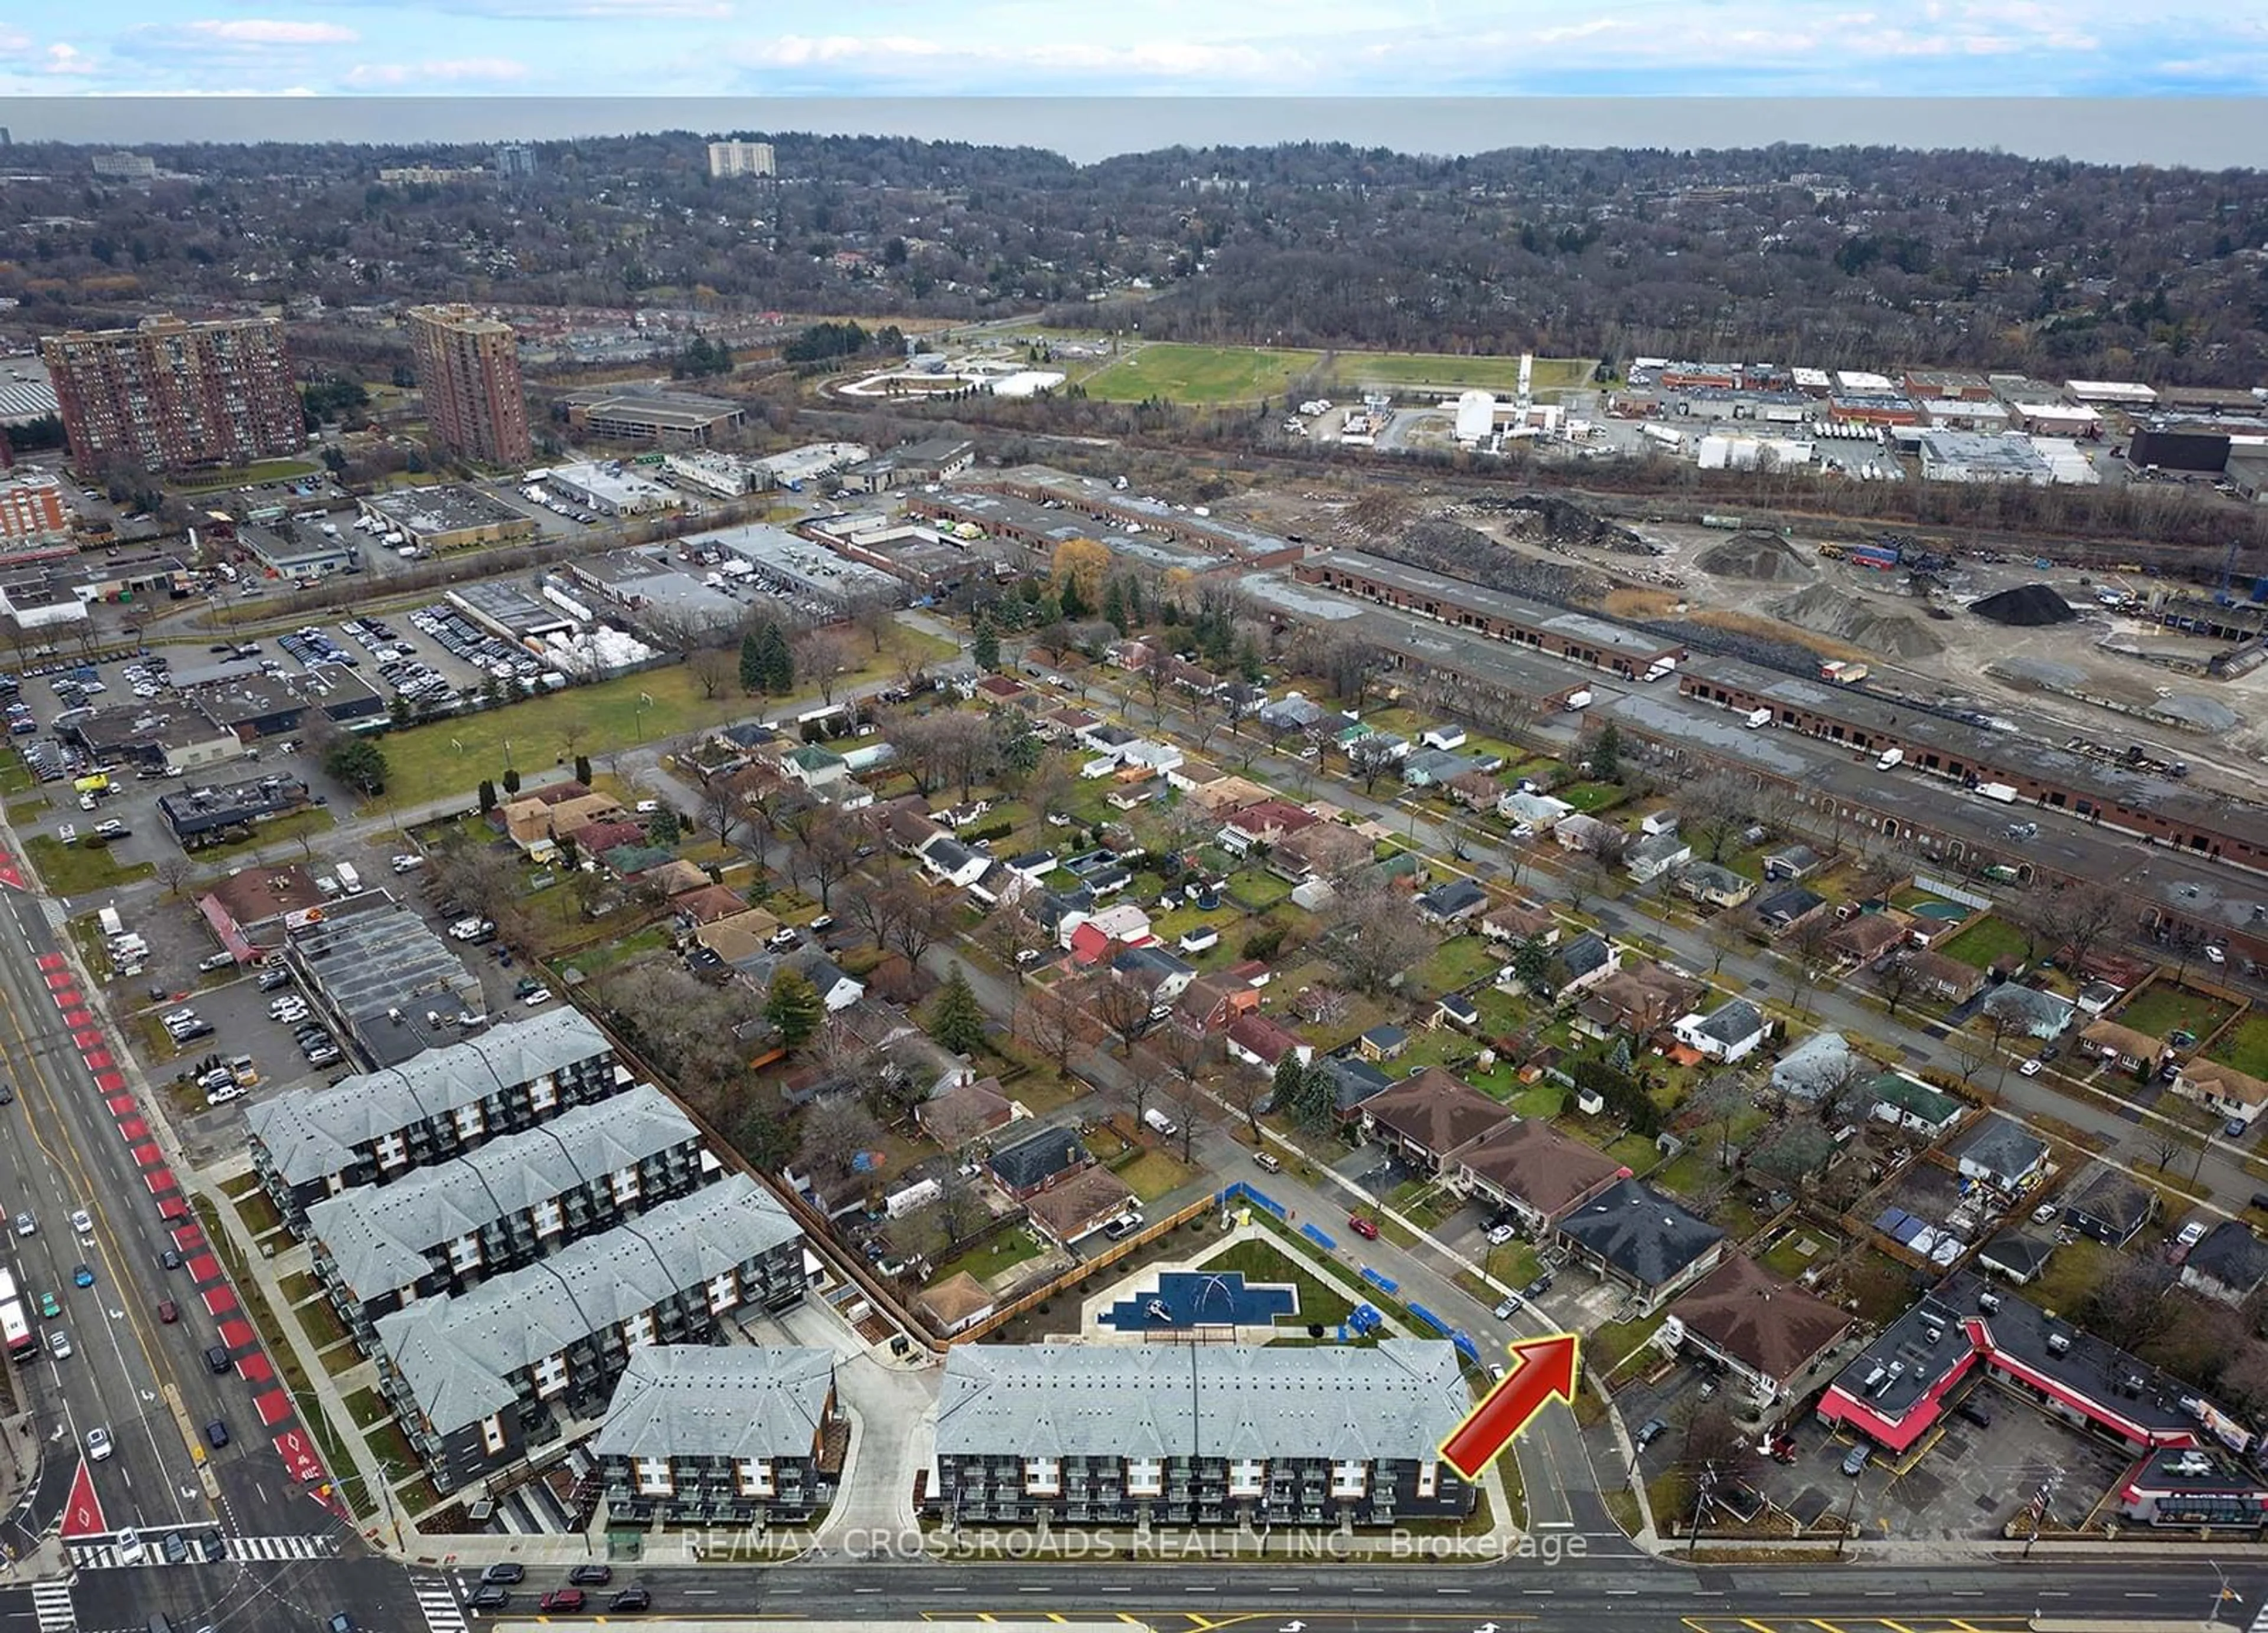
[1346, 1214, 1380, 1241]
[1635, 1417, 1667, 1449]
[1956, 1398, 1993, 1428]
[1840, 1444, 1873, 1476]
[2019, 1059, 2042, 1077]
[2178, 1220, 2209, 1249]
[1492, 1297, 1518, 1320]
[1485, 1223, 1517, 1246]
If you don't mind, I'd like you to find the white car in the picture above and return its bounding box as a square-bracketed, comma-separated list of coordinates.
[2178, 1220, 2210, 1249]
[390, 854, 424, 873]
[634, 800, 660, 815]
[47, 1329, 71, 1360]
[86, 1427, 112, 1462]
[520, 987, 553, 1008]
[113, 1528, 143, 1564]
[2019, 1059, 2042, 1077]
[1485, 1223, 1518, 1246]
[2031, 1202, 2058, 1223]
[69, 1208, 92, 1236]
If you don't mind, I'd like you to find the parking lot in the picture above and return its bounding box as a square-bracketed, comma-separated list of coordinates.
[1700, 1378, 2133, 1541]
[109, 850, 540, 1162]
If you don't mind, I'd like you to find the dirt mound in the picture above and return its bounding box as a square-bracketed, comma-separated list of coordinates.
[1970, 582, 2077, 627]
[1457, 491, 1653, 554]
[1770, 582, 1947, 659]
[1695, 532, 1817, 583]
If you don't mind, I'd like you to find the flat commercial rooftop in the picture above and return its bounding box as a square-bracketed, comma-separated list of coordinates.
[365, 483, 530, 536]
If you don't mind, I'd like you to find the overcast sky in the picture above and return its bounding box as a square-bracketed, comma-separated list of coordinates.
[0, 0, 2262, 166]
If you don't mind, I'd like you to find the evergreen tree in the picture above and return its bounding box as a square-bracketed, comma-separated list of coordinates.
[501, 768, 522, 796]
[647, 805, 681, 845]
[1593, 722, 1622, 783]
[758, 621, 795, 693]
[930, 966, 986, 1056]
[764, 966, 823, 1051]
[1511, 934, 1553, 993]
[1057, 574, 1088, 621]
[1102, 578, 1130, 636]
[477, 778, 497, 813]
[972, 617, 1001, 673]
[1271, 1054, 1306, 1117]
[573, 754, 592, 786]
[738, 629, 765, 693]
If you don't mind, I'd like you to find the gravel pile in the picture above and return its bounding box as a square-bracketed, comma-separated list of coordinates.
[1970, 583, 2077, 626]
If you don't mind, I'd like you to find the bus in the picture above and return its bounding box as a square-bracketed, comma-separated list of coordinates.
[0, 1300, 31, 1363]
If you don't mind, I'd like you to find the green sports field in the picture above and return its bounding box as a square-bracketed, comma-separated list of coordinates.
[1081, 343, 1325, 405]
[1080, 341, 1592, 404]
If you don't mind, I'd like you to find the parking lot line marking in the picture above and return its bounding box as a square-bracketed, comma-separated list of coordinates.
[1807, 1621, 1852, 1633]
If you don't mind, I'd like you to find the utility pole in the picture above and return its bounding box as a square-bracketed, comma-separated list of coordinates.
[1833, 1466, 1863, 1558]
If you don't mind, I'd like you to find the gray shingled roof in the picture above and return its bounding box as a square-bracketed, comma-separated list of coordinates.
[1695, 998, 1765, 1046]
[247, 1009, 620, 1187]
[375, 1174, 801, 1435]
[1557, 1178, 1725, 1290]
[593, 1344, 835, 1462]
[988, 1124, 1087, 1191]
[304, 1084, 706, 1300]
[936, 1341, 1467, 1462]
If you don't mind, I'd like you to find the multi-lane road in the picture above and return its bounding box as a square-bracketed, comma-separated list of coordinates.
[0, 858, 396, 1633]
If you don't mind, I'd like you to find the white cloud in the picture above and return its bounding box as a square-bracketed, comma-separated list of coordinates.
[45, 42, 96, 76]
[344, 57, 530, 84]
[185, 18, 360, 44]
[1534, 19, 1627, 43]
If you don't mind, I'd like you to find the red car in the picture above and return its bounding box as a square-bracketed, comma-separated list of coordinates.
[537, 1590, 584, 1612]
[1347, 1214, 1380, 1241]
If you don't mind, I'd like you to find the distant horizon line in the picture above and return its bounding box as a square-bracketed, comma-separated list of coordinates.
[4, 96, 2264, 170]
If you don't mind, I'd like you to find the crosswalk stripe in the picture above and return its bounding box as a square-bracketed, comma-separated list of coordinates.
[31, 1582, 76, 1633]
[69, 1534, 335, 1569]
[412, 1577, 469, 1633]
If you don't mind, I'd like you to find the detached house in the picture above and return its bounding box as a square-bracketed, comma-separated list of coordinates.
[1905, 949, 1986, 1005]
[2177, 1060, 2268, 1127]
[1415, 878, 1489, 927]
[918, 833, 992, 890]
[1360, 1068, 1508, 1174]
[1671, 998, 1768, 1064]
[1219, 801, 1319, 856]
[1227, 1013, 1311, 1073]
[987, 1126, 1092, 1201]
[1625, 831, 1692, 884]
[2181, 1222, 2268, 1307]
[1531, 931, 1618, 999]
[1556, 1178, 1726, 1314]
[1827, 911, 1909, 968]
[1455, 1120, 1626, 1231]
[1679, 862, 1755, 911]
[1480, 900, 1558, 945]
[1751, 885, 1829, 937]
[1951, 1114, 2049, 1195]
[1573, 963, 1703, 1043]
[1112, 944, 1198, 1010]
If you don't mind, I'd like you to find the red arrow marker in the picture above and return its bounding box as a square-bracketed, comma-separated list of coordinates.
[1439, 1333, 1581, 1481]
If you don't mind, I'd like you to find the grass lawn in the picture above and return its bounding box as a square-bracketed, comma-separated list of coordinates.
[0, 751, 37, 796]
[186, 806, 335, 862]
[1194, 1237, 1357, 1328]
[233, 1189, 284, 1239]
[1117, 1148, 1201, 1203]
[22, 835, 155, 897]
[343, 1387, 390, 1430]
[374, 630, 954, 813]
[171, 455, 325, 492]
[1940, 914, 2032, 971]
[6, 797, 50, 823]
[936, 1230, 1043, 1288]
[1084, 342, 1325, 405]
[1591, 1307, 1670, 1374]
[278, 1269, 322, 1304]
[2210, 1012, 2268, 1081]
[298, 1299, 351, 1353]
[1556, 780, 1627, 814]
[2026, 1234, 2113, 1319]
[1412, 934, 1502, 998]
[2117, 984, 2239, 1043]
[1321, 351, 1592, 396]
[1759, 1230, 1838, 1282]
